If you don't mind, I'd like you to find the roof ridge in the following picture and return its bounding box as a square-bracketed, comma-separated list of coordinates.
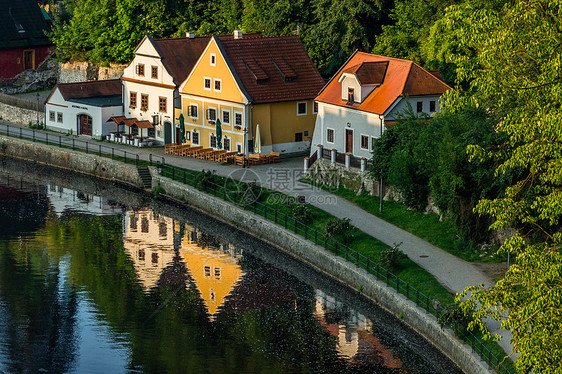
[400, 62, 414, 95]
[57, 79, 121, 87]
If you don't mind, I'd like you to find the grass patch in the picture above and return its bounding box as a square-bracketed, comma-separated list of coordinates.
[301, 179, 501, 263]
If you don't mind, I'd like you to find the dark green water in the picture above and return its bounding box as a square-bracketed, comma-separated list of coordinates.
[0, 163, 462, 374]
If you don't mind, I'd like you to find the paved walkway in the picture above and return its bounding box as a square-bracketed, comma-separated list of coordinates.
[0, 120, 514, 356]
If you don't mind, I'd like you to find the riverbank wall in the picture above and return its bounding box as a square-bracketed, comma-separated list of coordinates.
[0, 136, 492, 374]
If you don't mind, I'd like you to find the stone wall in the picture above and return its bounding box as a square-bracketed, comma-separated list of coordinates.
[59, 61, 126, 83]
[306, 158, 384, 195]
[0, 105, 45, 126]
[0, 55, 59, 95]
[150, 170, 492, 374]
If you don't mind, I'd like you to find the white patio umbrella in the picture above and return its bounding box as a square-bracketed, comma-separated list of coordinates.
[254, 124, 261, 154]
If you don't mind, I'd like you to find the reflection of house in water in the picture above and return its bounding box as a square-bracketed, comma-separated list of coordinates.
[45, 184, 121, 216]
[314, 289, 403, 369]
[123, 209, 179, 290]
[180, 229, 244, 320]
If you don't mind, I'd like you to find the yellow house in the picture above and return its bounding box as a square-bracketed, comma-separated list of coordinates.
[177, 31, 325, 155]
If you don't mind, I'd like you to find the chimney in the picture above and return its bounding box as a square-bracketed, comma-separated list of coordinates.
[186, 32, 195, 39]
[233, 30, 243, 39]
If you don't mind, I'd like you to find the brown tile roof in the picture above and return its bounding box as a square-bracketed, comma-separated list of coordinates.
[316, 52, 451, 115]
[343, 61, 388, 85]
[217, 35, 325, 104]
[56, 79, 122, 100]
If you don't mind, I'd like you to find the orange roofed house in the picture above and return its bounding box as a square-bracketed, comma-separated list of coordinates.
[311, 52, 451, 160]
[178, 31, 325, 155]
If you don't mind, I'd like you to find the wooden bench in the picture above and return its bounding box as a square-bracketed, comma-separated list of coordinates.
[234, 155, 245, 166]
[218, 151, 238, 163]
[164, 143, 179, 154]
[248, 153, 261, 165]
[269, 151, 280, 163]
[194, 148, 213, 159]
[184, 146, 202, 157]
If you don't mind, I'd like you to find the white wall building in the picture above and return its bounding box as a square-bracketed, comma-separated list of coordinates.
[312, 52, 451, 159]
[45, 79, 122, 139]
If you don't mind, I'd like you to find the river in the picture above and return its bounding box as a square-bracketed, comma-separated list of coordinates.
[0, 158, 462, 374]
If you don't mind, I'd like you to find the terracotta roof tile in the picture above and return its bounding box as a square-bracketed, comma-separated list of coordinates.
[218, 35, 325, 104]
[56, 79, 122, 100]
[316, 52, 451, 115]
[343, 61, 388, 85]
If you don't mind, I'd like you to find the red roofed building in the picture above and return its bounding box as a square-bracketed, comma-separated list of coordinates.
[312, 52, 451, 159]
[178, 31, 325, 155]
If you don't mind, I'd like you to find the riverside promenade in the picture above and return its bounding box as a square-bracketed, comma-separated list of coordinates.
[0, 119, 514, 357]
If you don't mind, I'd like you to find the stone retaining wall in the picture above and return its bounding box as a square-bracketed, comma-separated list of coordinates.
[150, 170, 491, 374]
[59, 61, 126, 83]
[306, 158, 383, 195]
[0, 104, 45, 126]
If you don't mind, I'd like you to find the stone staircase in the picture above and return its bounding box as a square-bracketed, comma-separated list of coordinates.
[137, 167, 152, 189]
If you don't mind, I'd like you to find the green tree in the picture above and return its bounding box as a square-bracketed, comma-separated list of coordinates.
[431, 0, 562, 371]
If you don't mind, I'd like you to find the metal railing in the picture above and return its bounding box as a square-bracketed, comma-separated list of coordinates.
[158, 161, 513, 374]
[0, 123, 165, 168]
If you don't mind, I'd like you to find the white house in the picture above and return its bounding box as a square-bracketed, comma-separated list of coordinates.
[45, 79, 122, 139]
[121, 34, 210, 145]
[311, 52, 451, 159]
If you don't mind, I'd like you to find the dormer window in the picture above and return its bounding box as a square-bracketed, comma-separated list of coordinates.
[348, 88, 355, 103]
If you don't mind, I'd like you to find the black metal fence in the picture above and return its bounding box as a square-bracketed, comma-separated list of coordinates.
[0, 124, 512, 373]
[0, 123, 165, 168]
[158, 161, 513, 374]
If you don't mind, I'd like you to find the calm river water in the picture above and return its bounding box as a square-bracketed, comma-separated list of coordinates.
[0, 159, 462, 374]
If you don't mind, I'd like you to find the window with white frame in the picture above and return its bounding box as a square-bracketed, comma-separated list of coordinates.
[49, 111, 55, 122]
[222, 109, 230, 124]
[430, 100, 436, 112]
[57, 112, 63, 123]
[189, 104, 198, 118]
[210, 133, 217, 148]
[235, 112, 242, 128]
[224, 137, 230, 151]
[361, 135, 369, 149]
[207, 108, 216, 122]
[210, 53, 216, 66]
[192, 130, 199, 145]
[313, 101, 318, 114]
[204, 77, 211, 90]
[236, 143, 242, 154]
[371, 136, 377, 150]
[297, 102, 307, 116]
[326, 128, 334, 143]
[214, 79, 221, 92]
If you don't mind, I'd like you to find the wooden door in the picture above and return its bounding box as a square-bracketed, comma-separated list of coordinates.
[23, 50, 34, 70]
[175, 127, 181, 145]
[164, 122, 172, 144]
[79, 114, 92, 136]
[345, 129, 353, 153]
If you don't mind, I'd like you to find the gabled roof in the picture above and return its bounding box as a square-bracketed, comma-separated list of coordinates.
[217, 35, 325, 104]
[53, 79, 122, 100]
[316, 52, 451, 115]
[0, 0, 52, 49]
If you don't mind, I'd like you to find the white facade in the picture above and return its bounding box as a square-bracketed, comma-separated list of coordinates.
[122, 36, 178, 144]
[45, 88, 122, 139]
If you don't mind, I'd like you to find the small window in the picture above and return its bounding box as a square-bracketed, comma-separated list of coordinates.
[304, 130, 309, 137]
[141, 94, 148, 111]
[204, 78, 211, 90]
[361, 135, 369, 149]
[137, 63, 145, 76]
[192, 131, 199, 145]
[295, 132, 303, 142]
[222, 110, 230, 124]
[57, 112, 63, 123]
[159, 97, 167, 112]
[185, 131, 190, 141]
[129, 92, 137, 108]
[210, 134, 217, 148]
[348, 87, 354, 103]
[224, 137, 230, 151]
[141, 218, 149, 233]
[235, 113, 242, 128]
[159, 222, 167, 237]
[327, 128, 334, 143]
[204, 266, 211, 277]
[430, 101, 436, 112]
[313, 101, 318, 114]
[138, 249, 145, 261]
[297, 102, 307, 116]
[371, 136, 377, 150]
[237, 143, 242, 153]
[416, 101, 423, 113]
[151, 66, 158, 79]
[49, 111, 55, 122]
[189, 104, 198, 118]
[152, 252, 158, 264]
[207, 108, 216, 122]
[214, 79, 221, 91]
[214, 267, 221, 278]
[210, 53, 216, 66]
[148, 128, 155, 137]
[130, 215, 138, 230]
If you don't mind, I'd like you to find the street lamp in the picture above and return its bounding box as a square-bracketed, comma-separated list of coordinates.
[36, 92, 40, 128]
[379, 169, 384, 214]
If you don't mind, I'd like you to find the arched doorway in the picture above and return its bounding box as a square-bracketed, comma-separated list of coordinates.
[164, 121, 172, 144]
[78, 114, 92, 136]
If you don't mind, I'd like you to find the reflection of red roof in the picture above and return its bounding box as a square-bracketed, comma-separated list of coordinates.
[54, 79, 121, 100]
[218, 35, 325, 104]
[316, 52, 451, 115]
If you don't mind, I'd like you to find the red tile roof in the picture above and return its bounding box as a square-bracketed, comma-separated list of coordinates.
[55, 79, 122, 100]
[217, 35, 325, 104]
[316, 52, 451, 115]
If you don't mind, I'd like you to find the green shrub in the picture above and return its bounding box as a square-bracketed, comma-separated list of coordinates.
[291, 203, 313, 224]
[153, 183, 165, 198]
[379, 242, 407, 271]
[438, 302, 473, 331]
[325, 217, 353, 243]
[196, 170, 218, 190]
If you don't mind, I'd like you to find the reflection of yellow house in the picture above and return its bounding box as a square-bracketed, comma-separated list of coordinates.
[123, 209, 177, 290]
[181, 229, 243, 319]
[177, 31, 325, 155]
